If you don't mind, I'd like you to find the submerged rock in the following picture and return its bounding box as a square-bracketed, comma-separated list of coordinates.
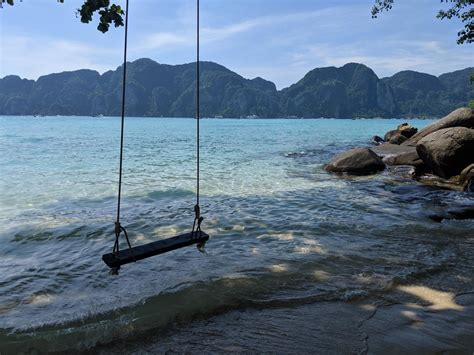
[416, 127, 474, 179]
[325, 147, 385, 175]
[429, 207, 474, 222]
[404, 107, 474, 145]
[460, 164, 474, 192]
[383, 150, 427, 175]
[416, 174, 464, 191]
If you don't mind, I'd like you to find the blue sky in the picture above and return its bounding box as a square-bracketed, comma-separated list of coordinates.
[0, 0, 472, 89]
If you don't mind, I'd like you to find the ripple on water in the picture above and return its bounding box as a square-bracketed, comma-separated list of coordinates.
[0, 117, 473, 352]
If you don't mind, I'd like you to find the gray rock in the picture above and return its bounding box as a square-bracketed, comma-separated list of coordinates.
[372, 143, 416, 158]
[416, 127, 474, 179]
[416, 173, 464, 191]
[372, 135, 384, 145]
[326, 147, 385, 175]
[429, 207, 474, 222]
[404, 107, 474, 145]
[388, 133, 408, 145]
[397, 123, 418, 138]
[384, 129, 399, 142]
[460, 164, 474, 192]
[383, 123, 417, 145]
[383, 150, 427, 175]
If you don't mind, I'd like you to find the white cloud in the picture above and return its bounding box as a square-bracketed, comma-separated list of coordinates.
[0, 35, 120, 79]
[284, 39, 473, 84]
[133, 5, 359, 48]
[134, 32, 189, 51]
[1, 1, 471, 89]
[200, 6, 361, 43]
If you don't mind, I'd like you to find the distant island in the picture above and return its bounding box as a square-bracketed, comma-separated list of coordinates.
[0, 59, 472, 118]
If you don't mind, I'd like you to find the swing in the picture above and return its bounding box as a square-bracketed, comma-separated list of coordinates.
[102, 0, 208, 273]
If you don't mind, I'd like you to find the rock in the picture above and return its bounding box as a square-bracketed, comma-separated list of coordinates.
[403, 107, 474, 145]
[397, 123, 417, 138]
[326, 148, 385, 175]
[429, 207, 474, 222]
[416, 127, 474, 179]
[372, 143, 416, 158]
[460, 164, 474, 192]
[383, 150, 427, 175]
[388, 133, 407, 145]
[384, 129, 399, 142]
[372, 135, 384, 145]
[416, 174, 464, 191]
[383, 123, 417, 145]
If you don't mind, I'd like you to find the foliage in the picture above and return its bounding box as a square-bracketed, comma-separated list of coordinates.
[77, 0, 123, 33]
[0, 0, 124, 33]
[0, 59, 471, 118]
[371, 0, 473, 44]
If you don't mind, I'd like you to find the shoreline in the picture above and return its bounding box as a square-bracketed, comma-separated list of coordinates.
[97, 283, 474, 354]
[0, 115, 440, 120]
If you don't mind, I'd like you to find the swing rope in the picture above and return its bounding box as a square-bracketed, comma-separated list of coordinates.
[113, 0, 134, 259]
[112, 0, 203, 256]
[192, 0, 203, 238]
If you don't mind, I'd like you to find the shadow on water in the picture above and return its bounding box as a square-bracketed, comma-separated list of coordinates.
[0, 172, 473, 352]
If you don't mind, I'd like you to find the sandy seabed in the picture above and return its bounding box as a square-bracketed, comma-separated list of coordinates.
[99, 273, 474, 354]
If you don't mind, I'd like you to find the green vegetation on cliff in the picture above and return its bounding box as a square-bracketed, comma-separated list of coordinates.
[0, 59, 471, 118]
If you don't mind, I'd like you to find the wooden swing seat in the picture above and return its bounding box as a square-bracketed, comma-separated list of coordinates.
[102, 231, 209, 269]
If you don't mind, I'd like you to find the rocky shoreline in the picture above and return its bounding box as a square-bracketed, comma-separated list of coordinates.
[326, 107, 474, 193]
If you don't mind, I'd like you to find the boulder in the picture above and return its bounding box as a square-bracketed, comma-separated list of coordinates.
[326, 148, 385, 175]
[460, 164, 474, 192]
[416, 127, 474, 179]
[372, 135, 384, 145]
[372, 143, 416, 158]
[397, 123, 417, 138]
[383, 124, 416, 145]
[384, 129, 399, 142]
[403, 107, 474, 145]
[383, 150, 427, 175]
[416, 174, 464, 191]
[388, 133, 408, 145]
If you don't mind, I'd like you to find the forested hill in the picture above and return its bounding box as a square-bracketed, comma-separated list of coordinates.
[0, 58, 472, 118]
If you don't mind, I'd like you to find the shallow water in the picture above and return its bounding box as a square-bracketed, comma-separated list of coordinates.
[0, 116, 473, 352]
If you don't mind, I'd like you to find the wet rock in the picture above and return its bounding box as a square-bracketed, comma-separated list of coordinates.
[416, 174, 464, 191]
[325, 147, 385, 175]
[372, 143, 416, 158]
[460, 164, 474, 192]
[404, 107, 474, 145]
[397, 123, 418, 138]
[429, 206, 474, 222]
[416, 127, 474, 179]
[372, 135, 384, 145]
[383, 150, 427, 175]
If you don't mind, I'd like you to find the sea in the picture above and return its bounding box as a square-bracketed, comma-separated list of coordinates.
[0, 116, 473, 353]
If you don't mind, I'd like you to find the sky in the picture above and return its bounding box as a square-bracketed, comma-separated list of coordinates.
[0, 0, 472, 89]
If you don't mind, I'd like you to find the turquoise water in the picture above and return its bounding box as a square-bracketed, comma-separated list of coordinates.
[0, 116, 473, 352]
